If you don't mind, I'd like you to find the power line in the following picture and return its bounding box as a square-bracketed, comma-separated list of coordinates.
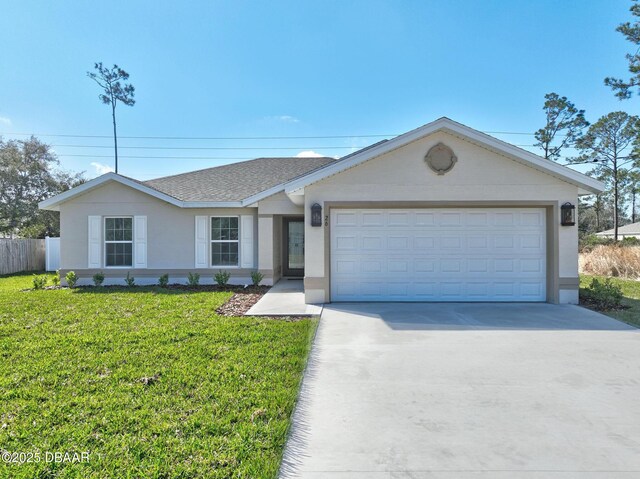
[50, 144, 542, 151]
[50, 144, 360, 150]
[2, 132, 396, 140]
[52, 145, 544, 159]
[1, 130, 547, 140]
[61, 154, 263, 160]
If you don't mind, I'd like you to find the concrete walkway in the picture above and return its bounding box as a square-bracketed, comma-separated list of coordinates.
[280, 303, 640, 478]
[246, 279, 322, 316]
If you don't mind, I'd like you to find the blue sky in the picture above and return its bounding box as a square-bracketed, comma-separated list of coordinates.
[1, 0, 639, 180]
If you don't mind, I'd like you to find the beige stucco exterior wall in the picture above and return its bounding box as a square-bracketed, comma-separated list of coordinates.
[257, 191, 304, 215]
[302, 131, 580, 304]
[58, 181, 263, 285]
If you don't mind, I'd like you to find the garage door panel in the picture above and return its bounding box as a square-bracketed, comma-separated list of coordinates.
[415, 212, 435, 226]
[331, 208, 546, 302]
[361, 236, 383, 250]
[388, 260, 409, 272]
[521, 211, 544, 226]
[361, 211, 384, 226]
[335, 212, 358, 226]
[335, 235, 357, 250]
[414, 236, 435, 249]
[467, 212, 489, 226]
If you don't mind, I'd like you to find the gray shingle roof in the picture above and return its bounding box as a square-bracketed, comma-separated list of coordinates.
[142, 156, 336, 202]
[596, 221, 640, 236]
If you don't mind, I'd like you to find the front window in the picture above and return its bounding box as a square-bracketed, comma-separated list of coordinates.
[211, 217, 239, 266]
[105, 217, 133, 267]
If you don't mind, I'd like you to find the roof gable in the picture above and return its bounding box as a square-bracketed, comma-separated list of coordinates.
[39, 173, 188, 211]
[284, 117, 605, 196]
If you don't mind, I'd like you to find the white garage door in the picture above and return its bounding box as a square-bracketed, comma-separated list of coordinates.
[330, 208, 546, 302]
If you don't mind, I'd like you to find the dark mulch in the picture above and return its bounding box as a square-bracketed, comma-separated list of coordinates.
[164, 284, 270, 294]
[579, 297, 630, 312]
[216, 286, 271, 316]
[214, 286, 309, 321]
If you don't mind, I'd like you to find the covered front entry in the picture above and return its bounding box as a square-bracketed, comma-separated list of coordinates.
[330, 208, 547, 302]
[283, 217, 305, 277]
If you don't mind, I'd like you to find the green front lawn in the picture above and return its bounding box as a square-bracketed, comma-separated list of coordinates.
[0, 273, 316, 478]
[580, 274, 640, 328]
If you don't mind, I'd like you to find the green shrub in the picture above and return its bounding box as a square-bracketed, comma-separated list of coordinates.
[92, 272, 105, 286]
[32, 275, 47, 290]
[621, 236, 640, 247]
[579, 234, 615, 253]
[214, 270, 231, 287]
[65, 271, 78, 288]
[124, 272, 135, 287]
[251, 270, 264, 286]
[581, 277, 624, 310]
[158, 273, 169, 288]
[51, 270, 60, 286]
[187, 272, 200, 286]
[580, 234, 640, 252]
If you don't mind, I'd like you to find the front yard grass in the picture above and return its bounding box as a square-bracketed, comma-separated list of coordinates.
[580, 274, 640, 328]
[0, 273, 317, 478]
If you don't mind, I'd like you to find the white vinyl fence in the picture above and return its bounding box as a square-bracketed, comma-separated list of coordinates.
[45, 236, 60, 271]
[0, 238, 46, 275]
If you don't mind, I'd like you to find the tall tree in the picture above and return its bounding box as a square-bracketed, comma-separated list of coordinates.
[534, 93, 588, 161]
[87, 62, 135, 174]
[625, 169, 640, 222]
[605, 1, 640, 99]
[0, 137, 84, 238]
[573, 111, 640, 240]
[577, 197, 609, 238]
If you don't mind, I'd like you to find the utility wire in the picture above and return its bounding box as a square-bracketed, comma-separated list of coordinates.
[5, 132, 395, 140]
[49, 143, 552, 150]
[51, 144, 365, 150]
[61, 154, 265, 160]
[1, 130, 559, 140]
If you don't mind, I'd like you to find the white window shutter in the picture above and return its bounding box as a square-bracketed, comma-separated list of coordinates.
[134, 216, 147, 268]
[195, 216, 208, 268]
[240, 215, 254, 269]
[88, 216, 101, 268]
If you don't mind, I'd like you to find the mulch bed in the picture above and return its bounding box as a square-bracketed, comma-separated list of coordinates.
[214, 286, 271, 316]
[213, 287, 308, 321]
[579, 297, 629, 312]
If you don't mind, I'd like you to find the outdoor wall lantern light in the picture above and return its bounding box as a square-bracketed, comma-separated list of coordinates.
[311, 203, 322, 227]
[561, 202, 575, 226]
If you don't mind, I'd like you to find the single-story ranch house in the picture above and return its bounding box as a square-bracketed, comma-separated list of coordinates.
[595, 221, 640, 239]
[40, 118, 604, 304]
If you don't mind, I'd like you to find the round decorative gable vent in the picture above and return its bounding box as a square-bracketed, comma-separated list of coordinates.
[424, 143, 457, 175]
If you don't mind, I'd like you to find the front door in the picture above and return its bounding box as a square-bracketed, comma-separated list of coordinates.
[283, 218, 304, 276]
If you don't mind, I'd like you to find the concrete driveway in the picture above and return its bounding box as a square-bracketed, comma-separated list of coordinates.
[280, 303, 640, 478]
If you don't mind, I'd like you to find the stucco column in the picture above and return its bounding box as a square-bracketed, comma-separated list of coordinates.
[304, 194, 327, 304]
[258, 216, 274, 274]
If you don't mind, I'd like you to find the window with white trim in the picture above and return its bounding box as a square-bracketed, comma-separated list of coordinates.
[211, 216, 239, 266]
[105, 217, 133, 267]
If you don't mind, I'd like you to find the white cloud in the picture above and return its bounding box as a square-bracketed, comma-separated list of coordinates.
[0, 116, 11, 126]
[265, 115, 300, 123]
[90, 162, 115, 175]
[296, 150, 324, 158]
[277, 115, 300, 123]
